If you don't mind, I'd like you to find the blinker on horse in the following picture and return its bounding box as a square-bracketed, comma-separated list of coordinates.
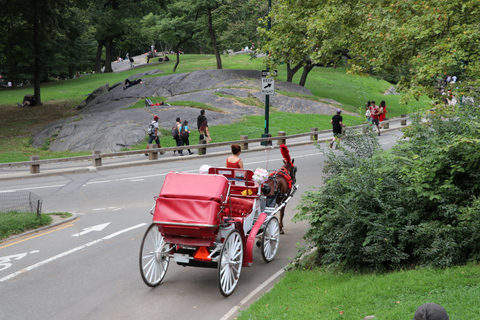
[261, 144, 297, 234]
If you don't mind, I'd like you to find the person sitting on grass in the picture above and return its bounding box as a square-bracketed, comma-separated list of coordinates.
[17, 94, 35, 107]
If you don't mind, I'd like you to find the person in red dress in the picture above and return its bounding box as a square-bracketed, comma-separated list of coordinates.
[379, 100, 387, 128]
[226, 144, 244, 168]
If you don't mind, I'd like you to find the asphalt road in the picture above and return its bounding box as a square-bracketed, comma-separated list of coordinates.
[0, 131, 402, 320]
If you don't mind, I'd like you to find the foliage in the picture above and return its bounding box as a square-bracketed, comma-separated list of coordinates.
[237, 264, 480, 319]
[295, 105, 480, 270]
[258, 0, 358, 86]
[349, 0, 480, 104]
[213, 0, 267, 52]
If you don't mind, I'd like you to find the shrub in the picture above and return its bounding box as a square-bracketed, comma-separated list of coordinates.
[294, 105, 480, 270]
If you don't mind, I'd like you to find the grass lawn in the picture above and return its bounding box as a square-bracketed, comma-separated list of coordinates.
[0, 54, 430, 163]
[0, 212, 72, 240]
[238, 265, 480, 319]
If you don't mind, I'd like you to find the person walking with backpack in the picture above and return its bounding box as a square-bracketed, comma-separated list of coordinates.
[197, 109, 206, 133]
[173, 117, 183, 156]
[145, 115, 162, 156]
[180, 120, 194, 155]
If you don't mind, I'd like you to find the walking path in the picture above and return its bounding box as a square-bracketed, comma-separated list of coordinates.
[0, 118, 409, 181]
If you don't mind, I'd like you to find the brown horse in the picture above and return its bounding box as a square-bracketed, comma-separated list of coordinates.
[262, 159, 297, 234]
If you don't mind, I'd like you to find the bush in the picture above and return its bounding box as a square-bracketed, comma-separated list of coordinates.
[294, 105, 480, 270]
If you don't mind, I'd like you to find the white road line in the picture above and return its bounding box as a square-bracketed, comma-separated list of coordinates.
[0, 184, 66, 193]
[219, 268, 285, 320]
[103, 223, 147, 240]
[0, 223, 147, 283]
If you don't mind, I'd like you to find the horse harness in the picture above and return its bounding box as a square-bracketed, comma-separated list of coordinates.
[262, 167, 295, 207]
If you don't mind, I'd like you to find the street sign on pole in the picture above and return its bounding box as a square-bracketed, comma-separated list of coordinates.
[261, 69, 277, 95]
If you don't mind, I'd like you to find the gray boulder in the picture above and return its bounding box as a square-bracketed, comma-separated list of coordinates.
[32, 69, 346, 152]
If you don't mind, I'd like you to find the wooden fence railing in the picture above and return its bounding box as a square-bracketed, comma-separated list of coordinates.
[0, 115, 408, 174]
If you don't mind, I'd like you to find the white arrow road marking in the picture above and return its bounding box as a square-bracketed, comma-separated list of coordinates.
[72, 222, 111, 237]
[0, 223, 147, 282]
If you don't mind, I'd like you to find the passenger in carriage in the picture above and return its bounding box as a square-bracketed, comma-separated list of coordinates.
[226, 144, 244, 169]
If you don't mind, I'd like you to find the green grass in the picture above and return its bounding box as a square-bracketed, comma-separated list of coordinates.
[238, 265, 480, 319]
[0, 212, 71, 240]
[0, 53, 429, 163]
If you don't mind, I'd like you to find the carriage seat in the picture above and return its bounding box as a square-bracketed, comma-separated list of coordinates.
[227, 196, 253, 217]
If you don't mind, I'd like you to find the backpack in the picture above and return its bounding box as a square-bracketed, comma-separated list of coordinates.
[180, 125, 189, 139]
[147, 122, 155, 135]
[171, 124, 179, 137]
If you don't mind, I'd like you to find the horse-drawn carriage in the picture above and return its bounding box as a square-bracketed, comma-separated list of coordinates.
[139, 145, 298, 296]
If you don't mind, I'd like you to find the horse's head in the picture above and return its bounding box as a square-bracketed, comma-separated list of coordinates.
[283, 159, 297, 185]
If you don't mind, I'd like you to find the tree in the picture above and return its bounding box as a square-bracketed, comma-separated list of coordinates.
[0, 0, 89, 105]
[348, 0, 480, 104]
[214, 0, 267, 53]
[142, 0, 201, 72]
[90, 0, 161, 73]
[258, 0, 355, 87]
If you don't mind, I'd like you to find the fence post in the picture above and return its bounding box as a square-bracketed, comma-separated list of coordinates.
[199, 140, 207, 155]
[92, 150, 102, 167]
[401, 114, 407, 126]
[240, 135, 249, 150]
[278, 131, 286, 145]
[148, 147, 159, 160]
[310, 128, 318, 141]
[30, 156, 40, 174]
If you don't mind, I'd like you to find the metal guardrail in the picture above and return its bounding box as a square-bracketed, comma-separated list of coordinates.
[0, 115, 409, 174]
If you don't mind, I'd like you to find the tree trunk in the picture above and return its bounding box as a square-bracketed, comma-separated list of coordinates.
[33, 0, 42, 106]
[287, 61, 303, 82]
[103, 40, 114, 73]
[173, 47, 180, 72]
[299, 62, 315, 87]
[207, 8, 222, 69]
[95, 41, 103, 73]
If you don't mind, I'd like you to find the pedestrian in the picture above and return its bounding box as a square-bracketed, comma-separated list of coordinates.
[145, 115, 162, 155]
[413, 303, 449, 320]
[329, 109, 345, 149]
[365, 100, 372, 123]
[125, 53, 129, 61]
[379, 100, 387, 128]
[179, 120, 194, 155]
[226, 144, 244, 168]
[129, 57, 134, 68]
[197, 109, 206, 133]
[370, 100, 381, 136]
[173, 117, 183, 156]
[199, 120, 211, 144]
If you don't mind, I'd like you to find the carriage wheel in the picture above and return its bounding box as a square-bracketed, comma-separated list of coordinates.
[261, 216, 280, 263]
[139, 223, 170, 287]
[218, 229, 243, 297]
